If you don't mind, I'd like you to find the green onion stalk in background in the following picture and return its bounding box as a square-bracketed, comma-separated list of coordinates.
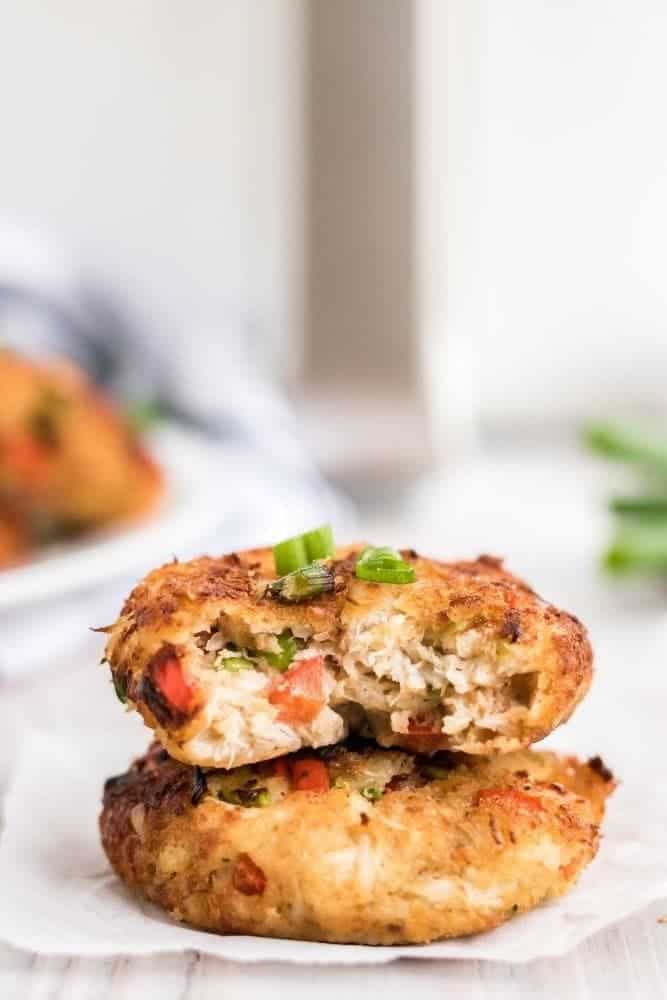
[584, 419, 667, 574]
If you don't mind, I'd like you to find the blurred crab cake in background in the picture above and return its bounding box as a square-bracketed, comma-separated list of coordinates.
[0, 348, 162, 563]
[100, 741, 614, 944]
[0, 505, 31, 568]
[103, 527, 592, 768]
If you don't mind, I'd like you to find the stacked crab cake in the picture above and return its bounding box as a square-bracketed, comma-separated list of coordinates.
[100, 530, 614, 944]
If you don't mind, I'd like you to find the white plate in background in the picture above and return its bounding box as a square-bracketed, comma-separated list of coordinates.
[0, 423, 225, 612]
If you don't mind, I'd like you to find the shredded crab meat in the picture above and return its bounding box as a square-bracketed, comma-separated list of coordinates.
[184, 608, 538, 764]
[183, 661, 345, 768]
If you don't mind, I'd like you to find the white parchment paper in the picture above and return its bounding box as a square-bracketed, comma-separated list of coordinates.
[0, 727, 665, 966]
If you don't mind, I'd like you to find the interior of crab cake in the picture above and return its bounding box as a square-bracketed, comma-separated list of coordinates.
[105, 739, 614, 820]
[190, 614, 538, 761]
[112, 556, 588, 769]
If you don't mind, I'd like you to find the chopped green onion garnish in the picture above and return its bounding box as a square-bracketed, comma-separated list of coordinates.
[214, 654, 255, 672]
[250, 788, 271, 808]
[267, 563, 335, 603]
[264, 632, 298, 671]
[302, 524, 335, 561]
[359, 545, 401, 563]
[112, 674, 127, 704]
[360, 785, 383, 802]
[356, 564, 415, 583]
[273, 523, 335, 575]
[273, 535, 309, 575]
[356, 546, 416, 584]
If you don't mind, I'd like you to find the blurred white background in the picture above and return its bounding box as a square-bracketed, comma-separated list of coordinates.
[0, 1, 304, 376]
[1, 0, 667, 457]
[484, 0, 667, 432]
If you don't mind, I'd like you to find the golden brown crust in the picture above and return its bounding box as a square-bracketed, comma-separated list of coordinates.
[105, 545, 593, 763]
[100, 744, 614, 945]
[0, 348, 162, 563]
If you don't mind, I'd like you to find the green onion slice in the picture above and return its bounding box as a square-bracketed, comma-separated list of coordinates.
[267, 563, 335, 603]
[360, 785, 383, 802]
[263, 632, 298, 671]
[273, 523, 335, 575]
[250, 788, 271, 807]
[359, 545, 401, 563]
[302, 523, 335, 561]
[356, 564, 415, 583]
[355, 546, 416, 584]
[214, 654, 255, 672]
[273, 535, 309, 575]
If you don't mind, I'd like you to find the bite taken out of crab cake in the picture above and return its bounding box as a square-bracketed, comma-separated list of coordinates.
[100, 741, 614, 945]
[102, 536, 593, 768]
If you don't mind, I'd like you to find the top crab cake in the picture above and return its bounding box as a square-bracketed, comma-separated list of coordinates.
[103, 542, 592, 768]
[0, 348, 162, 559]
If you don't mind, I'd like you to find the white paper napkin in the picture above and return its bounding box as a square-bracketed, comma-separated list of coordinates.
[1, 726, 665, 966]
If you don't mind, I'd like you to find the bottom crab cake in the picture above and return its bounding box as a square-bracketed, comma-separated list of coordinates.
[100, 742, 614, 945]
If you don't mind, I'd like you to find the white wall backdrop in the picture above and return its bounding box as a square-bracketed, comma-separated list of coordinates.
[2, 1, 665, 436]
[483, 0, 667, 430]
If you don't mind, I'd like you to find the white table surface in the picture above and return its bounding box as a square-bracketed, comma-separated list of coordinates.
[1, 445, 666, 998]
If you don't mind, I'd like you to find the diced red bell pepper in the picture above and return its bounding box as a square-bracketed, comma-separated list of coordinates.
[267, 656, 326, 724]
[290, 757, 330, 793]
[152, 650, 195, 714]
[271, 758, 290, 779]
